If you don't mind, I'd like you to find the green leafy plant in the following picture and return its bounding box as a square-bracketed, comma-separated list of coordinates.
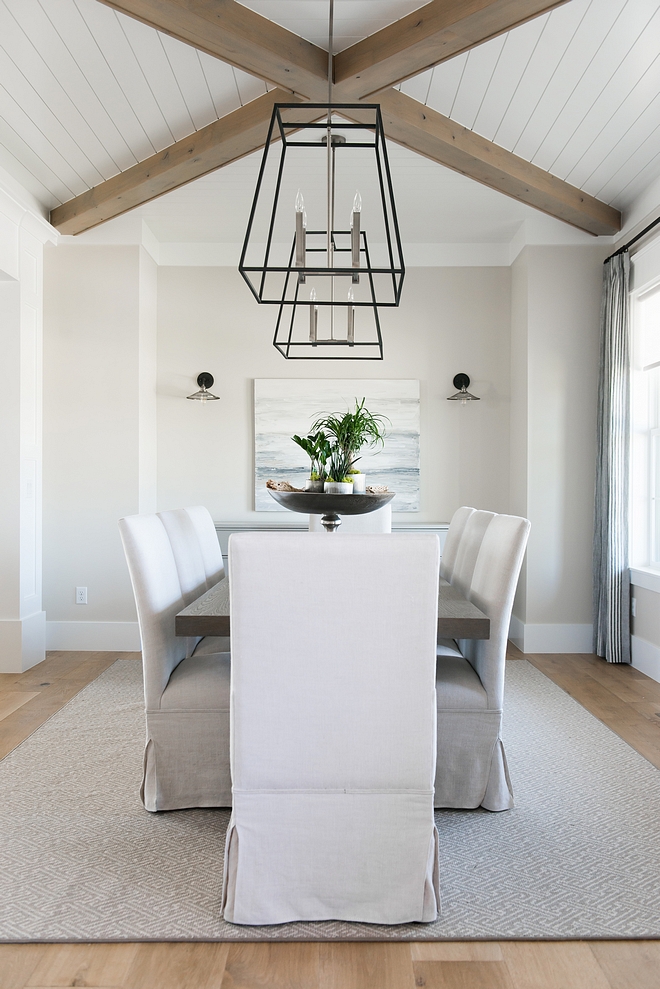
[291, 431, 331, 481]
[311, 398, 389, 469]
[327, 445, 355, 484]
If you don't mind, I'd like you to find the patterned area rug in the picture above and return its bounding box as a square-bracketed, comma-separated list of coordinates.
[1, 659, 660, 942]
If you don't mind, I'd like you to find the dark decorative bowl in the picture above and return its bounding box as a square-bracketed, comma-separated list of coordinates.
[267, 490, 395, 516]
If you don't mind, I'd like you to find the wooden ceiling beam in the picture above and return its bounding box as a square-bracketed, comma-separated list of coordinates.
[51, 90, 304, 235]
[370, 90, 620, 236]
[55, 0, 619, 236]
[96, 0, 328, 99]
[334, 0, 568, 99]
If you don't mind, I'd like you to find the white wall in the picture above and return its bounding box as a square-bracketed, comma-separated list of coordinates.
[0, 183, 54, 672]
[156, 265, 512, 523]
[42, 245, 157, 650]
[509, 245, 607, 653]
[40, 240, 611, 655]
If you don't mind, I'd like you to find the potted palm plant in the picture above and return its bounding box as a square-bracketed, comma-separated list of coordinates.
[311, 398, 388, 493]
[323, 446, 355, 494]
[291, 431, 331, 491]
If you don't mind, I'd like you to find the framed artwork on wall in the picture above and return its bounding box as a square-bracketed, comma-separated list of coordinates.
[254, 379, 420, 511]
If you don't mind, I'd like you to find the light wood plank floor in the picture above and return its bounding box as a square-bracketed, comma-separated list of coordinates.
[1, 646, 659, 989]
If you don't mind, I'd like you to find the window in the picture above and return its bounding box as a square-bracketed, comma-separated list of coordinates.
[631, 279, 660, 572]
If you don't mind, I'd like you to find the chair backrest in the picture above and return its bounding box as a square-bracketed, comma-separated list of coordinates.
[158, 508, 208, 604]
[440, 506, 475, 581]
[461, 513, 530, 709]
[308, 503, 392, 533]
[225, 532, 440, 923]
[184, 505, 225, 585]
[119, 513, 188, 710]
[452, 510, 496, 595]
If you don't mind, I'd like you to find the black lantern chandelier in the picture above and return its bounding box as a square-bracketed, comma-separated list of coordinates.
[238, 3, 404, 360]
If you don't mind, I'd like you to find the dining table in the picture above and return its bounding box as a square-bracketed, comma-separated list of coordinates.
[175, 575, 490, 641]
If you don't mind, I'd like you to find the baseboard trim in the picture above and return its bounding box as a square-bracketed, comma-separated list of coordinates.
[631, 634, 660, 684]
[46, 622, 141, 652]
[508, 617, 593, 654]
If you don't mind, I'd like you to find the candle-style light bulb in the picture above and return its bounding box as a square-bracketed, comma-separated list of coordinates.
[309, 288, 318, 344]
[295, 190, 306, 280]
[347, 286, 355, 345]
[351, 190, 361, 280]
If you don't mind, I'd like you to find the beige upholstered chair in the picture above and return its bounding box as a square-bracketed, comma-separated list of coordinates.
[222, 532, 441, 925]
[437, 509, 494, 659]
[440, 506, 475, 581]
[184, 505, 225, 585]
[157, 507, 229, 656]
[451, 509, 497, 596]
[308, 502, 392, 532]
[119, 512, 231, 812]
[434, 513, 530, 812]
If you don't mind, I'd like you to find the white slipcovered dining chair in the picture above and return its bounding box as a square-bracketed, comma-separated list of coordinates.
[158, 507, 229, 656]
[440, 506, 475, 581]
[437, 509, 495, 659]
[308, 502, 392, 532]
[222, 532, 441, 925]
[434, 513, 530, 812]
[184, 505, 225, 585]
[119, 512, 232, 811]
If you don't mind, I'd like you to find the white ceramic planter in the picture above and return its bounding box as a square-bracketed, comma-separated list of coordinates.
[324, 481, 353, 494]
[349, 473, 366, 493]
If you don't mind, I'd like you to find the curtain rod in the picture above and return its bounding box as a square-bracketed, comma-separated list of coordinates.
[604, 212, 660, 264]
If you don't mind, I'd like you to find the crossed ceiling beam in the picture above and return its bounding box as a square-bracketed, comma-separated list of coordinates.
[50, 0, 621, 236]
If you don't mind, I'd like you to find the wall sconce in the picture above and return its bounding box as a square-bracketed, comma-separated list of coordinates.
[447, 373, 480, 406]
[186, 372, 220, 402]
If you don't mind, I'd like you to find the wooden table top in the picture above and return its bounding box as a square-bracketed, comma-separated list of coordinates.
[175, 577, 490, 641]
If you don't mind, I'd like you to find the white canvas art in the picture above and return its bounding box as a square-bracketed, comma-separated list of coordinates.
[254, 379, 420, 511]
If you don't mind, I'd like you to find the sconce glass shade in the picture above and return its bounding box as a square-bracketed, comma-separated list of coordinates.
[187, 372, 220, 402]
[447, 373, 480, 405]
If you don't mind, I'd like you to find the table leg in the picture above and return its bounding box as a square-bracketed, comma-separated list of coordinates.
[320, 512, 342, 532]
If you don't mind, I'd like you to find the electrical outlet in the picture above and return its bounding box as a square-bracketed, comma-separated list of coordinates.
[631, 597, 637, 618]
[76, 586, 87, 605]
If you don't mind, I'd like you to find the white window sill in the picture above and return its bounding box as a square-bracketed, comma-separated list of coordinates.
[630, 567, 660, 594]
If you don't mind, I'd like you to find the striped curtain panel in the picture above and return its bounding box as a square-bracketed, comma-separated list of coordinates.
[593, 252, 631, 664]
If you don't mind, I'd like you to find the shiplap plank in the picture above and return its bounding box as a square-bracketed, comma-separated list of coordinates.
[563, 51, 660, 189]
[5, 0, 125, 180]
[117, 15, 197, 141]
[0, 140, 61, 207]
[450, 35, 507, 132]
[471, 16, 549, 141]
[76, 1, 175, 153]
[45, 0, 151, 164]
[614, 147, 660, 211]
[534, 2, 660, 175]
[0, 45, 99, 191]
[0, 87, 84, 198]
[492, 0, 590, 152]
[158, 34, 220, 132]
[591, 109, 660, 205]
[399, 67, 433, 106]
[189, 52, 242, 121]
[40, 3, 138, 171]
[233, 68, 268, 107]
[512, 0, 628, 161]
[423, 51, 469, 118]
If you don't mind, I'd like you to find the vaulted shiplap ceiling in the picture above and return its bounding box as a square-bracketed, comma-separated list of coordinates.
[0, 0, 658, 233]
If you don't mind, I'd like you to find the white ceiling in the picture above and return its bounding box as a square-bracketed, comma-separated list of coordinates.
[0, 0, 658, 244]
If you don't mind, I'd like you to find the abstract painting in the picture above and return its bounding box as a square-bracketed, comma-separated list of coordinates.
[254, 379, 420, 511]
